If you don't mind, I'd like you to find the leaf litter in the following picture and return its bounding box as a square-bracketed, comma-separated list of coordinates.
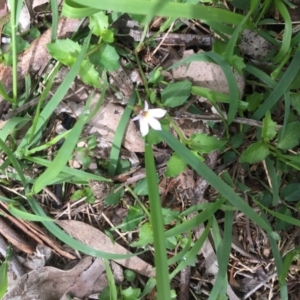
[1, 1, 300, 300]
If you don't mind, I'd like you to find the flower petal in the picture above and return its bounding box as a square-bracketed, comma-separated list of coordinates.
[147, 108, 167, 119]
[144, 101, 149, 111]
[147, 116, 162, 131]
[132, 115, 141, 121]
[139, 118, 150, 136]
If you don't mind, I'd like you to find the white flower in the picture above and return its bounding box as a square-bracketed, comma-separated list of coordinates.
[132, 101, 167, 136]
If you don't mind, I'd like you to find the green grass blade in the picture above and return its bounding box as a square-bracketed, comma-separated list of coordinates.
[32, 94, 91, 193]
[170, 218, 212, 279]
[273, 0, 292, 63]
[104, 259, 118, 300]
[0, 117, 31, 141]
[0, 138, 28, 188]
[26, 195, 144, 260]
[245, 64, 276, 89]
[8, 205, 54, 221]
[132, 198, 223, 248]
[265, 157, 279, 206]
[8, 0, 22, 107]
[208, 211, 233, 299]
[280, 91, 291, 139]
[167, 232, 192, 266]
[108, 94, 136, 176]
[225, 0, 259, 60]
[252, 51, 300, 120]
[26, 156, 111, 183]
[16, 33, 92, 153]
[0, 245, 12, 298]
[50, 0, 59, 42]
[158, 129, 273, 234]
[169, 52, 240, 124]
[145, 139, 171, 300]
[63, 0, 246, 26]
[268, 233, 288, 300]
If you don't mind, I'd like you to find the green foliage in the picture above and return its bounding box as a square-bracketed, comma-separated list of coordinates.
[104, 186, 124, 205]
[165, 152, 187, 177]
[161, 80, 192, 107]
[120, 287, 141, 300]
[280, 183, 300, 202]
[96, 44, 120, 71]
[188, 133, 227, 154]
[277, 122, 300, 150]
[70, 187, 95, 204]
[240, 141, 270, 164]
[0, 246, 12, 298]
[3, 1, 300, 299]
[89, 11, 114, 43]
[262, 111, 277, 141]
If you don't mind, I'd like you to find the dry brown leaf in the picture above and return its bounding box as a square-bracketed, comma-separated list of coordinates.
[0, 17, 82, 114]
[56, 219, 155, 277]
[3, 257, 104, 300]
[89, 101, 145, 153]
[60, 258, 106, 300]
[172, 49, 245, 98]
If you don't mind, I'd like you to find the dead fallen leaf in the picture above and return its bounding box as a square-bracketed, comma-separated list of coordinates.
[3, 257, 105, 300]
[60, 258, 106, 300]
[172, 49, 245, 99]
[89, 101, 145, 153]
[56, 219, 155, 277]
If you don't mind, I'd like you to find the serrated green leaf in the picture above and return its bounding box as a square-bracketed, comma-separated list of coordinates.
[148, 67, 163, 84]
[102, 29, 114, 43]
[122, 205, 144, 232]
[275, 206, 292, 231]
[134, 175, 159, 196]
[165, 152, 187, 177]
[188, 133, 226, 154]
[230, 133, 244, 148]
[291, 93, 300, 115]
[98, 44, 120, 71]
[138, 222, 153, 246]
[121, 287, 141, 299]
[229, 55, 245, 74]
[161, 80, 192, 108]
[262, 111, 277, 141]
[146, 119, 169, 145]
[280, 183, 300, 202]
[104, 186, 124, 205]
[47, 39, 81, 66]
[246, 92, 263, 112]
[240, 141, 270, 163]
[277, 122, 300, 150]
[79, 59, 101, 88]
[162, 208, 180, 225]
[89, 11, 109, 36]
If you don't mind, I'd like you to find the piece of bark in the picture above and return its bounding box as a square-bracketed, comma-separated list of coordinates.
[0, 198, 75, 259]
[0, 216, 34, 254]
